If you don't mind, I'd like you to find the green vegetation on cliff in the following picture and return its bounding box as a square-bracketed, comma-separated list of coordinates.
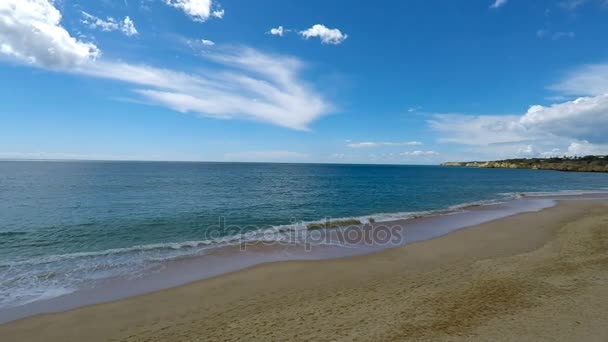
[441, 155, 608, 173]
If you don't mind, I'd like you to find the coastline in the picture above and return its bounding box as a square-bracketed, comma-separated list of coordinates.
[0, 191, 607, 324]
[1, 199, 607, 341]
[441, 156, 608, 173]
[0, 191, 583, 323]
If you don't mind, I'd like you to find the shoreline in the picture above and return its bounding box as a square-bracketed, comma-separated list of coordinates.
[441, 156, 608, 173]
[1, 191, 608, 324]
[1, 199, 607, 341]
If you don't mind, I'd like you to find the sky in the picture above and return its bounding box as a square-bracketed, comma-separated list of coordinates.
[1, 0, 608, 164]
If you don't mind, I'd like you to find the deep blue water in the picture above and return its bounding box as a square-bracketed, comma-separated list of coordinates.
[0, 160, 607, 308]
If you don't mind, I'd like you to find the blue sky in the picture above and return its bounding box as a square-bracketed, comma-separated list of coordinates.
[1, 0, 608, 163]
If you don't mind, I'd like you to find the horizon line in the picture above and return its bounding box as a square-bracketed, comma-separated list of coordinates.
[0, 158, 441, 167]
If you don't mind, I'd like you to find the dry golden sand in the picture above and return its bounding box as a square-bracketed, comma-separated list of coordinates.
[1, 200, 607, 342]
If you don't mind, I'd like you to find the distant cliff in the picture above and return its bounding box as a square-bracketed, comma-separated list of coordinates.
[441, 156, 608, 173]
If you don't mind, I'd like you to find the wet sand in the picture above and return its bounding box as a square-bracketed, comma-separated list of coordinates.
[1, 200, 607, 341]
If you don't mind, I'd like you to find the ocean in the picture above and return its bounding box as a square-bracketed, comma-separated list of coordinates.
[1, 160, 607, 317]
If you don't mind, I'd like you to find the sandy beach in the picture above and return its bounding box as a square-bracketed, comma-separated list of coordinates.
[1, 199, 607, 341]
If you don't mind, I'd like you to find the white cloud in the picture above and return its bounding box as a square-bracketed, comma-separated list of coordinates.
[490, 0, 508, 9]
[519, 145, 537, 157]
[347, 141, 422, 148]
[122, 16, 138, 36]
[268, 26, 285, 37]
[540, 148, 563, 158]
[0, 0, 100, 69]
[429, 62, 608, 161]
[164, 0, 223, 22]
[267, 24, 347, 44]
[77, 46, 331, 130]
[200, 39, 215, 46]
[224, 150, 309, 162]
[300, 24, 348, 45]
[429, 93, 608, 160]
[81, 11, 138, 37]
[428, 61, 608, 159]
[550, 63, 608, 96]
[520, 95, 608, 143]
[431, 94, 608, 146]
[565, 141, 608, 156]
[438, 139, 604, 162]
[0, 0, 330, 130]
[521, 141, 608, 159]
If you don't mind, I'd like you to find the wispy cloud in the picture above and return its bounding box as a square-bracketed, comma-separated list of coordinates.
[212, 8, 224, 19]
[559, 0, 587, 10]
[401, 150, 438, 156]
[81, 11, 138, 37]
[549, 63, 608, 96]
[79, 47, 331, 130]
[551, 31, 575, 40]
[184, 38, 217, 49]
[537, 29, 575, 40]
[490, 0, 508, 9]
[429, 114, 524, 145]
[347, 141, 422, 148]
[223, 150, 309, 162]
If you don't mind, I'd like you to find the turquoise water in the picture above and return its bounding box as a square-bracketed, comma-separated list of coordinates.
[1, 160, 607, 308]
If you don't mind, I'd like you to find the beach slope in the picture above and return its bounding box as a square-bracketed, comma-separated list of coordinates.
[1, 200, 607, 341]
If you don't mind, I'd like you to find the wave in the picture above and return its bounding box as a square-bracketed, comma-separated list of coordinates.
[0, 239, 220, 268]
[4, 189, 596, 269]
[0, 231, 27, 237]
[6, 189, 608, 270]
[0, 193, 524, 269]
[1, 188, 606, 310]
